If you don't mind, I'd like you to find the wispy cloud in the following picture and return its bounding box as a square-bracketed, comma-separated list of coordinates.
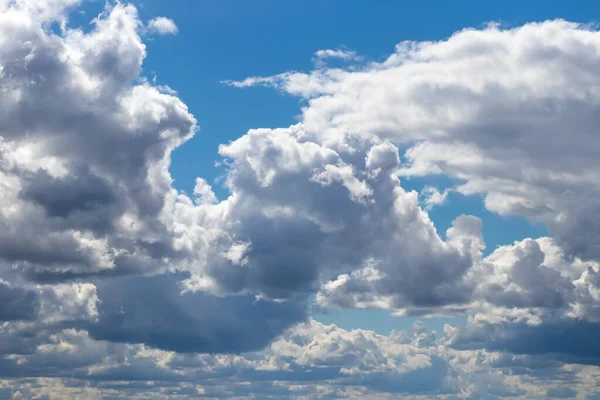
[314, 48, 359, 60]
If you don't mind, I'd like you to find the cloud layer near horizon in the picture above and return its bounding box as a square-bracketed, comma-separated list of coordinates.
[1, 0, 600, 398]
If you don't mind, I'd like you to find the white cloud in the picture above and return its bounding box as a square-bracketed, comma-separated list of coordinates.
[224, 20, 600, 370]
[420, 186, 450, 210]
[146, 16, 178, 35]
[210, 125, 474, 305]
[228, 20, 600, 265]
[314, 48, 358, 60]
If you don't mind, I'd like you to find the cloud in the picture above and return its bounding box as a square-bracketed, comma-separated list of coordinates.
[146, 16, 178, 35]
[547, 387, 577, 398]
[0, 0, 317, 365]
[227, 16, 600, 317]
[86, 273, 308, 354]
[1, 319, 600, 399]
[209, 127, 475, 307]
[313, 49, 360, 67]
[442, 237, 600, 366]
[1, 0, 600, 398]
[230, 20, 600, 266]
[314, 49, 358, 60]
[315, 214, 483, 314]
[0, 1, 197, 286]
[222, 19, 600, 389]
[420, 186, 450, 210]
[448, 317, 600, 366]
[0, 282, 39, 321]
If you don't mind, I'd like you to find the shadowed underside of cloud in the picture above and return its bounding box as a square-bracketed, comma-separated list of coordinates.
[87, 274, 308, 354]
[0, 0, 600, 398]
[0, 282, 39, 321]
[450, 318, 600, 365]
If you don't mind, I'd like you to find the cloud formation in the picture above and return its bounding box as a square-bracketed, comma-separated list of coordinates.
[230, 20, 600, 265]
[146, 16, 178, 35]
[225, 19, 600, 369]
[4, 319, 600, 399]
[1, 0, 600, 398]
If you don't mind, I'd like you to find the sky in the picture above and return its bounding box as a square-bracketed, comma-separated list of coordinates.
[2, 0, 600, 399]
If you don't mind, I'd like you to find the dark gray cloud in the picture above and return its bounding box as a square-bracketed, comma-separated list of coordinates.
[19, 166, 119, 227]
[547, 387, 578, 398]
[450, 318, 600, 366]
[0, 283, 39, 322]
[88, 273, 308, 353]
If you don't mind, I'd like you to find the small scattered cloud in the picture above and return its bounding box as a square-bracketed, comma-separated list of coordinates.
[314, 48, 359, 60]
[146, 16, 178, 35]
[221, 75, 280, 88]
[420, 186, 451, 210]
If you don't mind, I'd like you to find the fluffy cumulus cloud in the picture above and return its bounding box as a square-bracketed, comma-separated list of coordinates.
[209, 125, 474, 307]
[1, 0, 600, 397]
[146, 16, 178, 35]
[232, 20, 600, 264]
[228, 15, 600, 375]
[0, 0, 308, 359]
